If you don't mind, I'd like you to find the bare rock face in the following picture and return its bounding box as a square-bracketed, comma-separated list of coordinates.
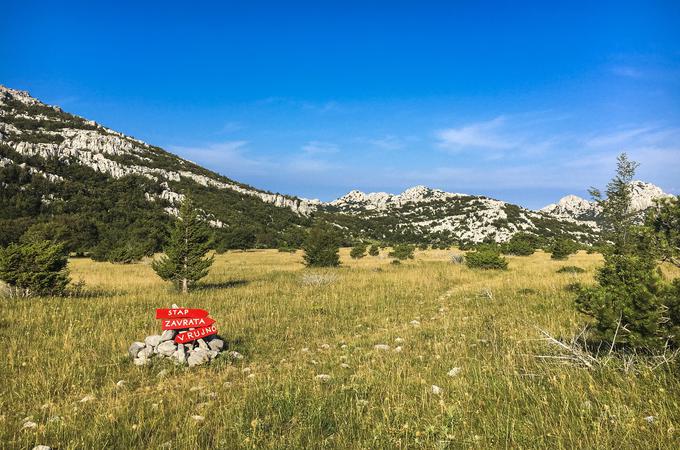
[0, 84, 319, 217]
[540, 181, 672, 226]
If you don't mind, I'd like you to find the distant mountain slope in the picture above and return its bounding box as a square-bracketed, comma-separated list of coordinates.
[320, 185, 599, 245]
[4, 84, 659, 257]
[539, 181, 671, 227]
[0, 85, 314, 259]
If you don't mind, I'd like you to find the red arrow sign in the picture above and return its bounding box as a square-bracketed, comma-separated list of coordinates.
[156, 308, 209, 319]
[175, 325, 218, 344]
[161, 317, 215, 330]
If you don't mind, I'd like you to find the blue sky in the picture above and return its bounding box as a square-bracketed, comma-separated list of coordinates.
[2, 1, 679, 208]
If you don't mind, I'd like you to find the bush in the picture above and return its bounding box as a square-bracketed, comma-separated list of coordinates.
[302, 223, 340, 268]
[502, 233, 538, 256]
[557, 266, 586, 274]
[350, 243, 367, 259]
[0, 240, 70, 297]
[368, 244, 380, 256]
[465, 248, 508, 270]
[389, 244, 415, 260]
[550, 238, 578, 260]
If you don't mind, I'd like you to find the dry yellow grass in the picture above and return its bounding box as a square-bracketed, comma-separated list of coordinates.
[1, 249, 679, 449]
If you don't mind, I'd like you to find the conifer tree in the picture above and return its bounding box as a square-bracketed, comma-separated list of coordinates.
[152, 197, 214, 294]
[302, 222, 340, 267]
[576, 154, 668, 349]
[0, 239, 70, 297]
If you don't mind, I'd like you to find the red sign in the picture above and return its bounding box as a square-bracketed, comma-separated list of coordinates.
[155, 308, 209, 319]
[175, 325, 218, 344]
[161, 317, 215, 330]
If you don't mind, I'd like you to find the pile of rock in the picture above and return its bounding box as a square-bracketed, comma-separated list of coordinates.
[128, 304, 227, 368]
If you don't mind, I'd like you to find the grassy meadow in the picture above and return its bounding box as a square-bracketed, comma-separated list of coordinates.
[2, 249, 680, 449]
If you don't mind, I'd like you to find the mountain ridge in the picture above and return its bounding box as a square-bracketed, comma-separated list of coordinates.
[1, 83, 671, 257]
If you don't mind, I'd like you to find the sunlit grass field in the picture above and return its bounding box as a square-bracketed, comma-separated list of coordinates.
[2, 249, 679, 449]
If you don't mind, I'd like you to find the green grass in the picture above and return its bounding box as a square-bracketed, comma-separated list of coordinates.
[1, 249, 679, 449]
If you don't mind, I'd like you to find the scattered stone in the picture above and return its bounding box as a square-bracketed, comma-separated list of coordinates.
[315, 374, 332, 383]
[447, 367, 462, 377]
[340, 344, 348, 349]
[410, 320, 421, 327]
[320, 343, 331, 350]
[394, 337, 405, 344]
[197, 339, 209, 351]
[32, 445, 51, 450]
[128, 342, 146, 359]
[394, 346, 403, 353]
[191, 415, 205, 422]
[22, 420, 38, 430]
[115, 380, 126, 388]
[374, 344, 390, 351]
[228, 351, 244, 360]
[174, 345, 187, 365]
[145, 335, 161, 348]
[431, 385, 442, 395]
[644, 415, 656, 423]
[47, 416, 61, 424]
[140, 346, 154, 358]
[80, 395, 95, 403]
[340, 363, 351, 369]
[356, 399, 369, 406]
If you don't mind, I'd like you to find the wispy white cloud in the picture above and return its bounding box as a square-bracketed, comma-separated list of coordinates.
[302, 141, 339, 154]
[364, 135, 405, 150]
[436, 116, 514, 150]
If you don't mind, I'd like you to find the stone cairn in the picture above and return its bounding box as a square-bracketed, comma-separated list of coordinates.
[128, 304, 230, 368]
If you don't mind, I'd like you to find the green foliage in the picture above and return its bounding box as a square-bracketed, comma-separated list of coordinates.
[576, 154, 680, 351]
[645, 196, 680, 267]
[152, 198, 214, 293]
[388, 244, 415, 260]
[350, 242, 367, 259]
[302, 223, 340, 268]
[465, 247, 508, 270]
[589, 153, 640, 254]
[557, 265, 586, 274]
[575, 254, 666, 350]
[368, 244, 380, 256]
[664, 279, 680, 349]
[550, 238, 578, 260]
[0, 239, 70, 297]
[215, 226, 257, 252]
[502, 232, 539, 256]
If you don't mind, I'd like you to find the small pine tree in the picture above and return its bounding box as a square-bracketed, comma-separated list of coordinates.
[465, 247, 508, 270]
[302, 223, 340, 267]
[350, 242, 367, 259]
[0, 240, 70, 297]
[368, 244, 380, 256]
[389, 244, 415, 260]
[550, 238, 578, 260]
[152, 197, 214, 294]
[502, 233, 538, 256]
[576, 154, 675, 350]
